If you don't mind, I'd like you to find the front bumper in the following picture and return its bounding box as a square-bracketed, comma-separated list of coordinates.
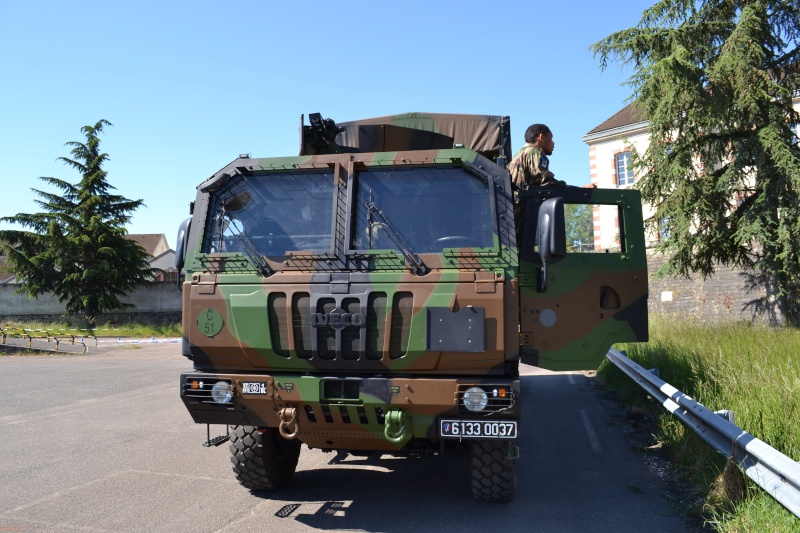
[180, 372, 520, 451]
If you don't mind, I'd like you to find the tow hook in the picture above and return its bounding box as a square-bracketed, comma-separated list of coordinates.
[278, 407, 299, 439]
[384, 410, 412, 446]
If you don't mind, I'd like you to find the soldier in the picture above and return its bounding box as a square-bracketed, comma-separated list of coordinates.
[508, 123, 564, 195]
[509, 124, 564, 240]
[509, 124, 595, 241]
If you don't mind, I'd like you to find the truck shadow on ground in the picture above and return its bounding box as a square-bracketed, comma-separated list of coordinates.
[251, 449, 503, 531]
[241, 373, 692, 533]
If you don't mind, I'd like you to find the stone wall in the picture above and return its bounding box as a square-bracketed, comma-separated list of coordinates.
[0, 282, 182, 325]
[646, 253, 770, 324]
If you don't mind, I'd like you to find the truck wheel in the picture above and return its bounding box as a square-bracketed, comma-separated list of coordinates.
[471, 440, 516, 503]
[229, 425, 301, 490]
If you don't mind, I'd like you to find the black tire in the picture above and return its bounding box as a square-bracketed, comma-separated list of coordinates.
[229, 425, 301, 491]
[471, 439, 516, 503]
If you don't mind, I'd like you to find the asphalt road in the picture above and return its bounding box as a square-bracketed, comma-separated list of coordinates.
[0, 342, 690, 532]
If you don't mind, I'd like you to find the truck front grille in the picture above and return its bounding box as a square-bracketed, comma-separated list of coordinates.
[267, 291, 412, 361]
[302, 404, 386, 426]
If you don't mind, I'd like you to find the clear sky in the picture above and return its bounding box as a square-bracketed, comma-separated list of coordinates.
[0, 0, 654, 246]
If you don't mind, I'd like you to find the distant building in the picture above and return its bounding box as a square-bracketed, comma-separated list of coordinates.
[126, 234, 170, 258]
[125, 234, 179, 283]
[583, 97, 800, 251]
[0, 234, 178, 285]
[582, 103, 651, 251]
[0, 253, 14, 284]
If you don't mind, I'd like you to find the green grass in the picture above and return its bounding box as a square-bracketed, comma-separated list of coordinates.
[600, 316, 800, 531]
[89, 322, 182, 338]
[1, 320, 182, 339]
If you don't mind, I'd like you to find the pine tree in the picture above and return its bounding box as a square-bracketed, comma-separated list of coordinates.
[593, 0, 800, 326]
[0, 120, 155, 327]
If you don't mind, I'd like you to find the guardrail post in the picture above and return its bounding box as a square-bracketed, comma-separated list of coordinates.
[715, 410, 735, 424]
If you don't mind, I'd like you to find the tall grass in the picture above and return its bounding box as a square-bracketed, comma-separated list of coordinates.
[600, 317, 800, 531]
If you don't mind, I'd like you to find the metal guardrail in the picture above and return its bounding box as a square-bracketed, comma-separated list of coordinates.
[606, 348, 800, 518]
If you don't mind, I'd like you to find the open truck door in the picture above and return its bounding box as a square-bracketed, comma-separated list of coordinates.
[518, 187, 648, 371]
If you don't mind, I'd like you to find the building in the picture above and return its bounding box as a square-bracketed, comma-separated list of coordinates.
[125, 234, 170, 258]
[0, 234, 178, 285]
[584, 97, 800, 250]
[0, 253, 14, 284]
[582, 103, 652, 250]
[582, 101, 799, 324]
[124, 234, 179, 283]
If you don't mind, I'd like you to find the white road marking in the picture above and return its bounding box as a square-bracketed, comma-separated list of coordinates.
[580, 409, 603, 453]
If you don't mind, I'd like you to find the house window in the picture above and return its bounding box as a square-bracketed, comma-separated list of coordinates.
[615, 152, 634, 186]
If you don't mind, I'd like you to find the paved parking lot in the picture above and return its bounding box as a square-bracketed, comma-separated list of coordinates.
[0, 343, 690, 532]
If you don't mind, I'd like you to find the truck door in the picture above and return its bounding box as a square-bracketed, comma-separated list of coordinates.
[517, 187, 648, 371]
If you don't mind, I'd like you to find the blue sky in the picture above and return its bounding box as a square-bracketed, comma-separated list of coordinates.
[1, 0, 654, 244]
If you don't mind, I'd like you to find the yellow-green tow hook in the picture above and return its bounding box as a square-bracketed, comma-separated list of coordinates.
[384, 410, 412, 446]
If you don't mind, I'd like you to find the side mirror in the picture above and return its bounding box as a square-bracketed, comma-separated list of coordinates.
[537, 198, 566, 291]
[175, 217, 192, 275]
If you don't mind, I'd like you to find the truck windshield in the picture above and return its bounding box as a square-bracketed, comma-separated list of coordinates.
[203, 171, 334, 256]
[351, 167, 494, 253]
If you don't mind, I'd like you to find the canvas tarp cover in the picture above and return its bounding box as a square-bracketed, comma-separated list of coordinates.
[335, 112, 512, 160]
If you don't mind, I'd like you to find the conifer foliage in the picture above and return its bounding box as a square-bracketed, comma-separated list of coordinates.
[593, 0, 800, 326]
[0, 120, 155, 326]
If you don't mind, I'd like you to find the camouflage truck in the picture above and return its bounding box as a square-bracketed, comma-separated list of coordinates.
[176, 112, 648, 502]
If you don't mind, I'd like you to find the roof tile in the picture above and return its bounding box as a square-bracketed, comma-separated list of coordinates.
[586, 103, 647, 135]
[125, 234, 166, 255]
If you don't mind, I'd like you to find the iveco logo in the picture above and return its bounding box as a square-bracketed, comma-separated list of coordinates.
[311, 308, 366, 329]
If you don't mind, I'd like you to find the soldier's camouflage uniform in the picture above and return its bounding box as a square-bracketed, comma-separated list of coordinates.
[508, 143, 564, 237]
[508, 144, 563, 203]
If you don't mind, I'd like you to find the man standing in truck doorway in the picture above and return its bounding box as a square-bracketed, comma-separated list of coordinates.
[509, 123, 562, 193]
[509, 124, 595, 241]
[509, 123, 564, 240]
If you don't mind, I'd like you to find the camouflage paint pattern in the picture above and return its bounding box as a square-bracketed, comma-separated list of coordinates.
[179, 114, 647, 452]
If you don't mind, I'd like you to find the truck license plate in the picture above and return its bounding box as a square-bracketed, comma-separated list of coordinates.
[439, 419, 517, 439]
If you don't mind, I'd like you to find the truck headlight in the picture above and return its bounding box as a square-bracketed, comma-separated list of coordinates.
[211, 381, 233, 404]
[463, 386, 488, 412]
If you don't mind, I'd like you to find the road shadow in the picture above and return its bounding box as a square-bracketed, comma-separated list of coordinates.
[239, 373, 691, 533]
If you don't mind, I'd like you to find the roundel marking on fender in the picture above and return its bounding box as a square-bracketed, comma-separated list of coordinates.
[198, 308, 224, 337]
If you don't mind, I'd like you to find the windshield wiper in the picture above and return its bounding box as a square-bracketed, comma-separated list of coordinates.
[365, 193, 430, 276]
[224, 211, 273, 277]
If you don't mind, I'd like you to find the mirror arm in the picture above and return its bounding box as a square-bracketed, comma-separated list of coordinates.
[539, 261, 548, 293]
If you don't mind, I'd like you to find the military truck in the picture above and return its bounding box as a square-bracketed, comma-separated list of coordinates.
[176, 112, 648, 502]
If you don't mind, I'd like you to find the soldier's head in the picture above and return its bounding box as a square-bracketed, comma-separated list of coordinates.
[524, 124, 554, 155]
